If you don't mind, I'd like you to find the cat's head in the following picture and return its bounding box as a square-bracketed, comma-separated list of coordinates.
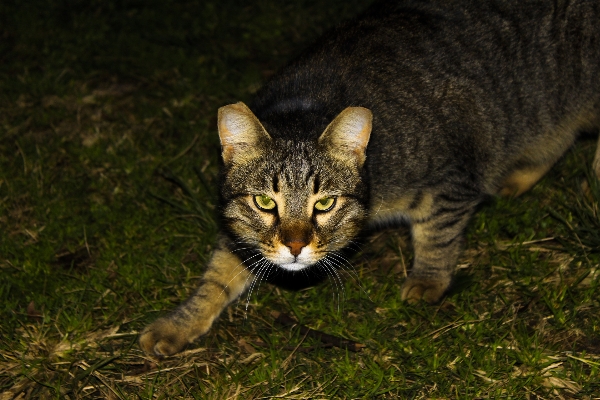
[217, 102, 372, 271]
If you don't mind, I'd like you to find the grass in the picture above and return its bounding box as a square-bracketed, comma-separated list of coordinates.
[1, 0, 599, 398]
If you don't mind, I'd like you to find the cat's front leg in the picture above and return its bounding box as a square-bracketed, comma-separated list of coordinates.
[401, 201, 477, 304]
[139, 236, 253, 356]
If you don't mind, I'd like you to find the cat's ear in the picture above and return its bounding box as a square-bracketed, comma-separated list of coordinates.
[318, 107, 372, 167]
[218, 102, 271, 165]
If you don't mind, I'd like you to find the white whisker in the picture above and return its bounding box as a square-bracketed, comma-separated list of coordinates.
[327, 252, 372, 302]
[316, 260, 339, 308]
[254, 261, 274, 295]
[245, 258, 269, 311]
[216, 252, 263, 301]
[320, 258, 345, 313]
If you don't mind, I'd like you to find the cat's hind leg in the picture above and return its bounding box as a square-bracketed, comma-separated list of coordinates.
[139, 236, 253, 356]
[589, 102, 600, 179]
[498, 163, 555, 197]
[593, 130, 600, 179]
[401, 196, 479, 304]
[499, 107, 600, 196]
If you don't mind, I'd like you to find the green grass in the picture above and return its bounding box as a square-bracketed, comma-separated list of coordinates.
[1, 1, 599, 398]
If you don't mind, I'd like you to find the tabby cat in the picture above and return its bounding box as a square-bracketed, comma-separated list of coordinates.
[140, 0, 600, 356]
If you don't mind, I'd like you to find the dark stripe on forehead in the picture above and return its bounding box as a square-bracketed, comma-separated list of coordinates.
[278, 156, 315, 189]
[313, 174, 320, 194]
[305, 167, 314, 184]
[272, 174, 279, 192]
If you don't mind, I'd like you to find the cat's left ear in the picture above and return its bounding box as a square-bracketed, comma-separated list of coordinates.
[218, 102, 271, 166]
[318, 107, 372, 167]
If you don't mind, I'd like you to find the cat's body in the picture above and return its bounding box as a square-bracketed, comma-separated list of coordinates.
[140, 0, 600, 356]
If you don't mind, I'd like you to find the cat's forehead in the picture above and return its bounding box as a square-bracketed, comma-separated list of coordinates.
[227, 139, 321, 194]
[224, 136, 359, 196]
[266, 140, 322, 188]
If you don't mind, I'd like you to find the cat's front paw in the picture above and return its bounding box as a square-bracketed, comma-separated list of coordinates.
[139, 317, 193, 357]
[400, 276, 450, 304]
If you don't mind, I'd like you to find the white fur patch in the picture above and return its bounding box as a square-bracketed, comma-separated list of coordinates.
[268, 245, 318, 271]
[279, 262, 310, 271]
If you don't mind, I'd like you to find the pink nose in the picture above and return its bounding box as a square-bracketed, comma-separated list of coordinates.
[285, 240, 307, 257]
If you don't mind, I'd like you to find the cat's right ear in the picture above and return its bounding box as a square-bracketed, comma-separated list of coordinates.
[318, 107, 372, 167]
[218, 102, 271, 165]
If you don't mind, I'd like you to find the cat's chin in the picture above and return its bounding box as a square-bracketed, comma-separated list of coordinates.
[278, 262, 311, 272]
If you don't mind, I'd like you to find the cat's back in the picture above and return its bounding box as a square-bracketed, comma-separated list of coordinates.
[254, 0, 599, 135]
[251, 0, 600, 198]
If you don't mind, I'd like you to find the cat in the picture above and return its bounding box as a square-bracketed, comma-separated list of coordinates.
[140, 0, 600, 356]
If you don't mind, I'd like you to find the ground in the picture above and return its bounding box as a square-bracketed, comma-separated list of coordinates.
[1, 1, 599, 398]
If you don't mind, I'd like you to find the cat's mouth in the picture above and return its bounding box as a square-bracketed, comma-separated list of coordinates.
[265, 245, 321, 271]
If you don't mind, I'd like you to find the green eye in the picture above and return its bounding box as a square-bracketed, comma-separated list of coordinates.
[254, 195, 276, 210]
[314, 197, 336, 211]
